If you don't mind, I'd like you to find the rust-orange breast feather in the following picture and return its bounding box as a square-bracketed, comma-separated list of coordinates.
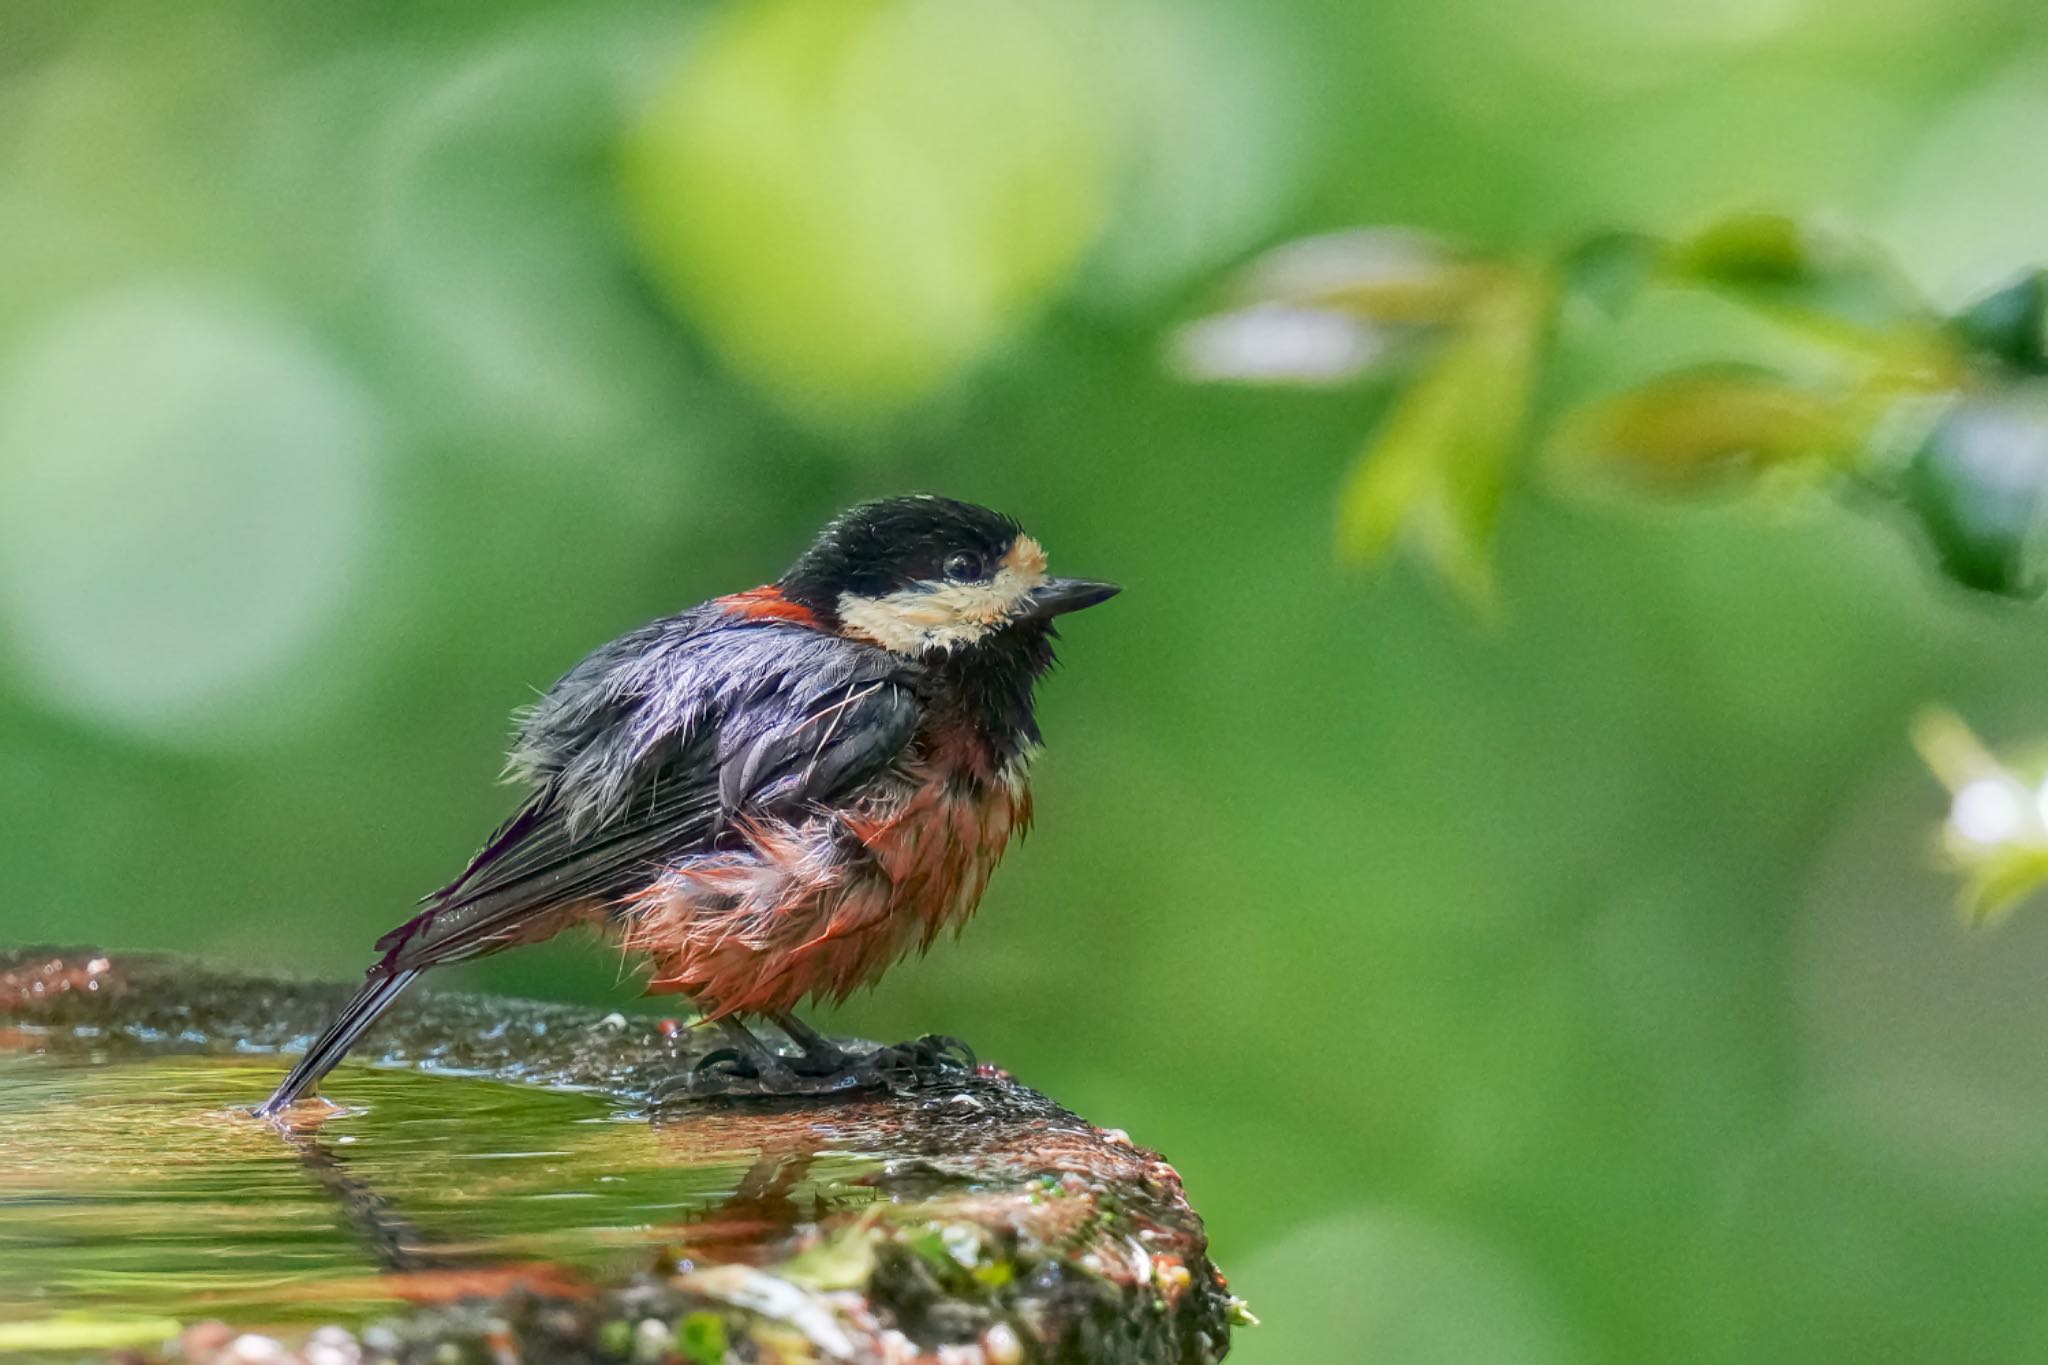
[623, 743, 1032, 1018]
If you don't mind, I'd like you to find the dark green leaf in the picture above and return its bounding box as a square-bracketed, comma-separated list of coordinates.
[1664, 214, 1925, 333]
[1950, 270, 2048, 375]
[1901, 388, 2048, 596]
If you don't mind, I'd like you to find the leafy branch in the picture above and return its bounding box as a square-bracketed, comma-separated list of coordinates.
[1176, 215, 2048, 603]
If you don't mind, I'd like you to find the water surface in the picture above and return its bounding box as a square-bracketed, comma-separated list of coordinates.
[0, 1052, 886, 1336]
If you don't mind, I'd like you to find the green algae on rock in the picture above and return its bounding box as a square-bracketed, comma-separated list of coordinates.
[0, 949, 1239, 1363]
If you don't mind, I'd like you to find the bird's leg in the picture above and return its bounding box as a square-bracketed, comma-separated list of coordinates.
[773, 1010, 852, 1076]
[680, 1017, 799, 1095]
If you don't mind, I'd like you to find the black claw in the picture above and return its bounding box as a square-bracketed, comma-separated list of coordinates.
[694, 1046, 753, 1076]
[859, 1034, 978, 1091]
[922, 1034, 976, 1069]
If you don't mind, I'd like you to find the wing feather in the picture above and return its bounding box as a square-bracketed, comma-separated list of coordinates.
[376, 617, 919, 974]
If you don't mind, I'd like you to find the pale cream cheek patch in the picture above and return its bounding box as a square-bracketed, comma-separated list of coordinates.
[838, 536, 1048, 655]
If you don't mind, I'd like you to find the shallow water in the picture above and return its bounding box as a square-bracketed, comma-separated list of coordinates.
[0, 1052, 887, 1341]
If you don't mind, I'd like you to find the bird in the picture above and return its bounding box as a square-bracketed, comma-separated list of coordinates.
[255, 495, 1118, 1115]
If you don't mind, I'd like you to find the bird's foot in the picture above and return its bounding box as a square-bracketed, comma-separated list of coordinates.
[772, 1011, 854, 1077]
[849, 1034, 977, 1091]
[662, 1046, 881, 1100]
[653, 1032, 977, 1103]
[672, 1045, 800, 1097]
[657, 1017, 810, 1099]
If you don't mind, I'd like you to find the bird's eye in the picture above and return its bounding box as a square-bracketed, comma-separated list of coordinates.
[942, 551, 988, 582]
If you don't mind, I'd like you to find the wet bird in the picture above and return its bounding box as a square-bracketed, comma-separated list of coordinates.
[256, 495, 1117, 1115]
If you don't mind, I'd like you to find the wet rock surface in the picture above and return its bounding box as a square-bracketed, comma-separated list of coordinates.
[0, 949, 1239, 1364]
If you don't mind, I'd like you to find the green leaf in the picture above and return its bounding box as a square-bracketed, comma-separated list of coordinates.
[1950, 270, 2048, 375]
[1335, 269, 1551, 606]
[1548, 365, 1854, 492]
[1900, 387, 2048, 597]
[1667, 214, 1811, 287]
[1557, 230, 1662, 317]
[1664, 214, 1925, 335]
[1956, 847, 2048, 926]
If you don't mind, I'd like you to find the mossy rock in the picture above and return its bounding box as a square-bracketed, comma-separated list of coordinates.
[0, 949, 1239, 1364]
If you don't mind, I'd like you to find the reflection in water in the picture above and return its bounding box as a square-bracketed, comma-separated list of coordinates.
[275, 1128, 449, 1276]
[0, 1053, 903, 1329]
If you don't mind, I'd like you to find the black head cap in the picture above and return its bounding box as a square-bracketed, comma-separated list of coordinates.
[780, 495, 1024, 622]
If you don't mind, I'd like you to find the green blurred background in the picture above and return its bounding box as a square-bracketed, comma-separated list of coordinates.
[9, 0, 2048, 1359]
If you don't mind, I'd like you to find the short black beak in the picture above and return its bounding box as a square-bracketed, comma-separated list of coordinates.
[1026, 578, 1121, 620]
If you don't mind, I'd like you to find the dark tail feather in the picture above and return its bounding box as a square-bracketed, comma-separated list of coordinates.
[255, 968, 420, 1117]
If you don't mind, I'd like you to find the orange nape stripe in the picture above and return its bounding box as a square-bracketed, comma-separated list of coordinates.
[716, 585, 820, 626]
